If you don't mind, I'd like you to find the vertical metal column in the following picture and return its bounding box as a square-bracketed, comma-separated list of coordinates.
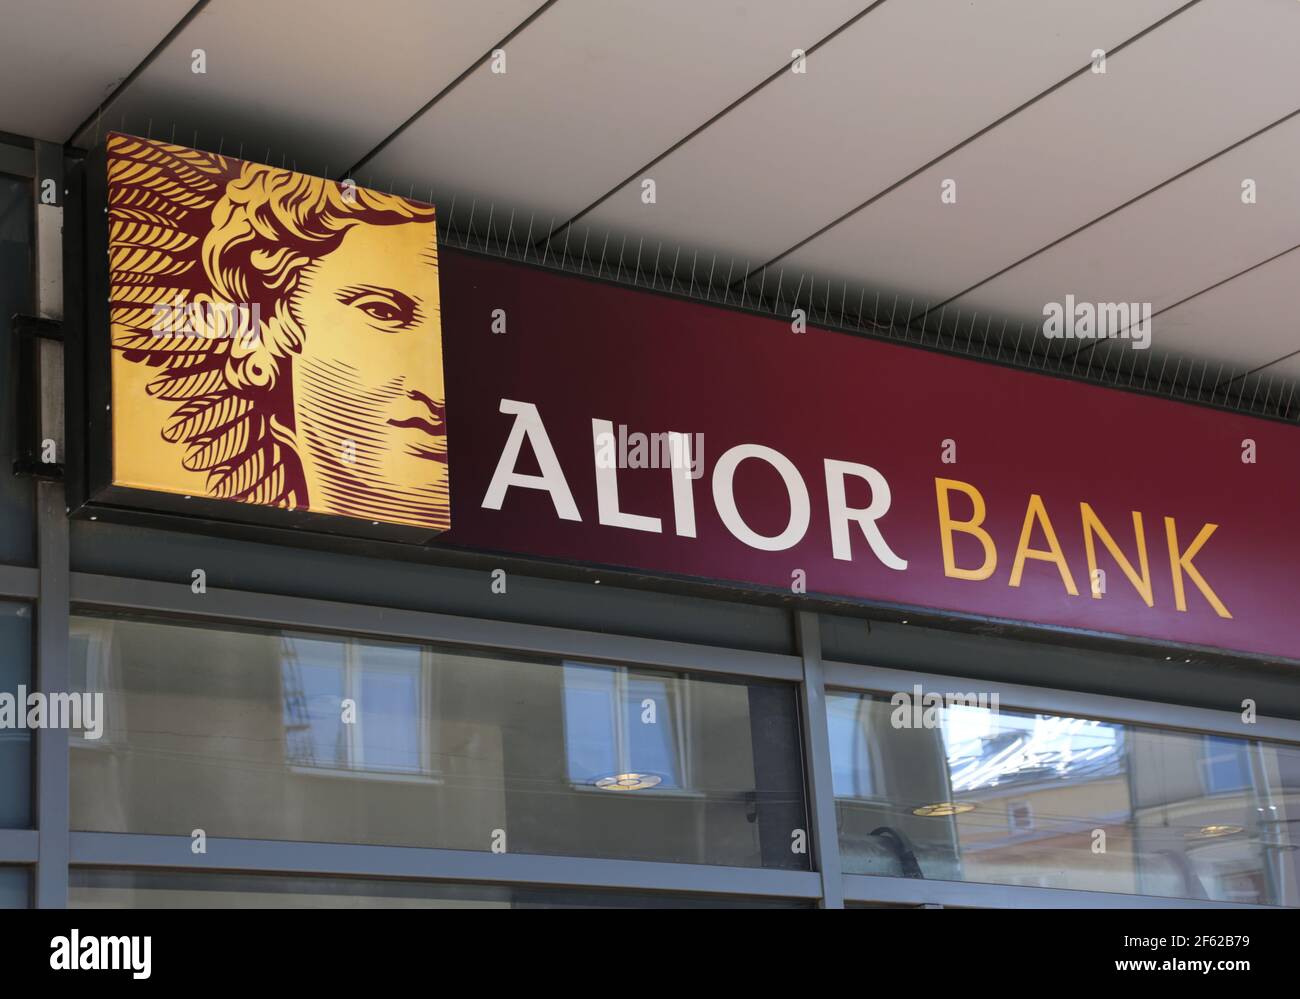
[796, 611, 843, 908]
[745, 682, 809, 868]
[33, 140, 69, 908]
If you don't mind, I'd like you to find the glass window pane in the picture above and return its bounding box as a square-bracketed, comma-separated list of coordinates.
[69, 869, 805, 908]
[0, 172, 34, 564]
[1256, 740, 1300, 904]
[0, 867, 27, 908]
[827, 689, 1300, 905]
[69, 614, 808, 869]
[283, 635, 347, 769]
[562, 664, 618, 783]
[0, 601, 32, 827]
[358, 647, 423, 773]
[561, 664, 685, 790]
[1201, 735, 1252, 794]
[626, 676, 681, 789]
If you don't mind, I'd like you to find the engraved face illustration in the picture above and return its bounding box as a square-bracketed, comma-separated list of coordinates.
[290, 219, 447, 526]
[107, 134, 449, 532]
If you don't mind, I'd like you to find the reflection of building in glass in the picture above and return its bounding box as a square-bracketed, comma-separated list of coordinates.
[562, 662, 689, 791]
[828, 692, 1299, 905]
[68, 616, 808, 872]
[945, 713, 1133, 892]
[281, 636, 430, 777]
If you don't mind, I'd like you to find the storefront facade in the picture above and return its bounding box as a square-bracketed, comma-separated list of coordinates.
[1, 123, 1298, 910]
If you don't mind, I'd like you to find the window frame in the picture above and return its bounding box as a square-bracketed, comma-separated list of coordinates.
[280, 634, 441, 784]
[20, 572, 1287, 908]
[559, 659, 698, 797]
[823, 660, 1299, 907]
[61, 584, 814, 885]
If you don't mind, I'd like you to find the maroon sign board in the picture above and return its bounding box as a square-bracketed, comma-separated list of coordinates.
[435, 250, 1299, 664]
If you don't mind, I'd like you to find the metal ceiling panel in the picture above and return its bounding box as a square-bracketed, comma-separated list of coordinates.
[1139, 246, 1300, 376]
[361, 0, 868, 230]
[1258, 352, 1300, 381]
[778, 0, 1300, 339]
[576, 0, 1189, 273]
[67, 0, 540, 176]
[946, 112, 1300, 367]
[0, 0, 194, 143]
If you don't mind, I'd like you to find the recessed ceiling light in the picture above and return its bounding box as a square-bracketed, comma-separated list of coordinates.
[1192, 824, 1244, 839]
[595, 772, 661, 791]
[913, 801, 976, 817]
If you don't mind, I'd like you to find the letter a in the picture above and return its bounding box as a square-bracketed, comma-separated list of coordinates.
[482, 400, 581, 521]
[1009, 494, 1079, 595]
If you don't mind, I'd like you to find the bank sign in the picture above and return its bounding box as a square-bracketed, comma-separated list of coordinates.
[74, 138, 1298, 662]
[432, 252, 1298, 664]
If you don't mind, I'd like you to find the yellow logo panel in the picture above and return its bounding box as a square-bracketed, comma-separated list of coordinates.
[106, 133, 449, 533]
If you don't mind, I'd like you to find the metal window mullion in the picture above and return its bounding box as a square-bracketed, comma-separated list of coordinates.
[0, 829, 39, 864]
[1246, 740, 1282, 904]
[421, 647, 436, 776]
[675, 676, 692, 788]
[613, 670, 629, 773]
[0, 565, 38, 600]
[841, 872, 1277, 909]
[346, 641, 363, 769]
[32, 140, 69, 909]
[67, 831, 823, 901]
[796, 611, 843, 908]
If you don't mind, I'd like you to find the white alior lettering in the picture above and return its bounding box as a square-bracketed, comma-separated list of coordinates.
[482, 399, 581, 520]
[823, 459, 907, 569]
[592, 419, 662, 533]
[667, 431, 697, 538]
[712, 444, 810, 551]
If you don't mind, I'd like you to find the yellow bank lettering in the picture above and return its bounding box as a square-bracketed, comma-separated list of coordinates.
[1165, 517, 1232, 619]
[1009, 493, 1079, 595]
[934, 479, 1229, 618]
[935, 478, 997, 581]
[1082, 503, 1153, 607]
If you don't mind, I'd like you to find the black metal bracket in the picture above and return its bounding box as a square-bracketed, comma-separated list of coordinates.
[12, 314, 63, 342]
[11, 312, 65, 480]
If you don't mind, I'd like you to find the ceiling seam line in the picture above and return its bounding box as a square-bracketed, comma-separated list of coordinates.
[1230, 346, 1300, 385]
[732, 0, 1207, 291]
[1063, 240, 1300, 372]
[64, 0, 214, 148]
[344, 0, 562, 180]
[927, 105, 1300, 334]
[536, 0, 891, 248]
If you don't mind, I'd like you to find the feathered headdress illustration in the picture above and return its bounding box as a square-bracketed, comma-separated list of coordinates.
[107, 133, 304, 508]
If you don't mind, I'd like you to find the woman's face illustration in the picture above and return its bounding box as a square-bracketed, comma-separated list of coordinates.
[288, 219, 448, 527]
